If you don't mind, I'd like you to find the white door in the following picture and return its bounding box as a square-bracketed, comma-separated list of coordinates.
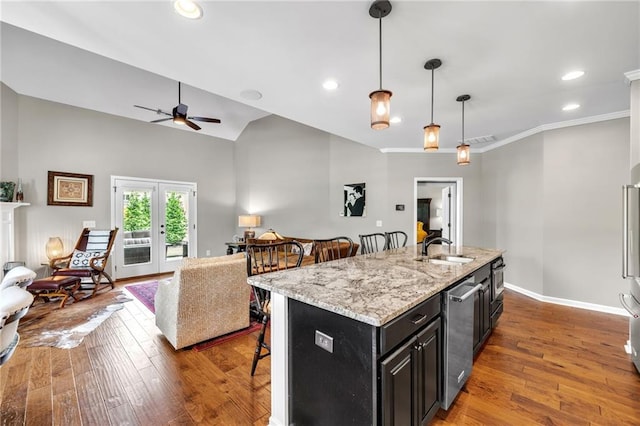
[112, 177, 197, 279]
[441, 184, 457, 244]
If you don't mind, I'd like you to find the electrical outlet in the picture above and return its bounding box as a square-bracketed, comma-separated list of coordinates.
[206, 249, 211, 256]
[83, 220, 96, 228]
[376, 220, 382, 227]
[315, 330, 334, 353]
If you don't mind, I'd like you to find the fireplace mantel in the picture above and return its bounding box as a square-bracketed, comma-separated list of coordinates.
[1, 202, 30, 269]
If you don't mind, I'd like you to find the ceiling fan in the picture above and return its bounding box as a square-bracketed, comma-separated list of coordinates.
[134, 81, 221, 131]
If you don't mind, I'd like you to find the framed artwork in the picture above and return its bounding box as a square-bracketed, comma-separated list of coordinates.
[47, 171, 93, 206]
[344, 183, 366, 217]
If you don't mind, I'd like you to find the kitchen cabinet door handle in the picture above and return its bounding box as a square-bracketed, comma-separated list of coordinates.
[410, 313, 427, 325]
[451, 284, 482, 303]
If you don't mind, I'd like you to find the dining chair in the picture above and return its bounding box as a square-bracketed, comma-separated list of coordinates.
[313, 237, 355, 263]
[359, 233, 387, 254]
[246, 240, 304, 376]
[385, 231, 408, 250]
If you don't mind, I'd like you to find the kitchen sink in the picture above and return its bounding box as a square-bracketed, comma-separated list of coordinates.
[415, 254, 475, 266]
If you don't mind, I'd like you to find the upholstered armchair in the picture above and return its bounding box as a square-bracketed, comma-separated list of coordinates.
[155, 253, 250, 350]
[0, 266, 36, 366]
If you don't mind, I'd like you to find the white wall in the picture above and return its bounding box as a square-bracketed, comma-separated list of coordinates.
[1, 83, 19, 181]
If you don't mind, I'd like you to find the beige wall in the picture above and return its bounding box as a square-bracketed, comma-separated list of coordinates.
[483, 118, 630, 306]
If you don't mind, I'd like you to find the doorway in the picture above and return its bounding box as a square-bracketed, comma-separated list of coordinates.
[414, 178, 463, 246]
[111, 176, 197, 279]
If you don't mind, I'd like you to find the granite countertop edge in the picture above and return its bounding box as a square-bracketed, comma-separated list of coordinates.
[248, 245, 504, 326]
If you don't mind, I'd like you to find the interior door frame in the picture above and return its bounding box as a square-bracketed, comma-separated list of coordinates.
[413, 177, 463, 247]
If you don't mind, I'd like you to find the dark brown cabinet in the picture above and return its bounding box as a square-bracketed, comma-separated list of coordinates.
[473, 264, 492, 355]
[380, 318, 441, 426]
[417, 198, 431, 232]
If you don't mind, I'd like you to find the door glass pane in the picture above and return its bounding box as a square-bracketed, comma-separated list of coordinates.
[164, 190, 189, 261]
[122, 190, 152, 266]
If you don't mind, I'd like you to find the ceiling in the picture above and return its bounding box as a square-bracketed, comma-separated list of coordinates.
[1, 1, 639, 153]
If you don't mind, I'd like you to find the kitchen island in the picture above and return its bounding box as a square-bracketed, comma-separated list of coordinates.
[248, 244, 503, 426]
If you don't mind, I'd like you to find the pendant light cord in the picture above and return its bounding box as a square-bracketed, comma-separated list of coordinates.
[430, 69, 435, 123]
[378, 15, 383, 90]
[461, 100, 465, 144]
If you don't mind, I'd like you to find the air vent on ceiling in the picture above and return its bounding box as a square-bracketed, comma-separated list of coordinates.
[460, 135, 496, 144]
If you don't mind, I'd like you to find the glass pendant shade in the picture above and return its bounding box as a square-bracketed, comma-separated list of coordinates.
[423, 124, 440, 151]
[46, 237, 64, 260]
[370, 90, 392, 130]
[457, 144, 470, 166]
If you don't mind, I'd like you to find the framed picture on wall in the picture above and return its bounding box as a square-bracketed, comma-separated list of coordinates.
[344, 183, 366, 217]
[47, 171, 93, 206]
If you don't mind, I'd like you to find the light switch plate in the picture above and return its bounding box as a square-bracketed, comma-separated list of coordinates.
[315, 330, 333, 353]
[83, 220, 96, 228]
[376, 220, 382, 227]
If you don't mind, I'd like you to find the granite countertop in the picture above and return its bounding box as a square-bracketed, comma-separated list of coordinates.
[247, 245, 503, 326]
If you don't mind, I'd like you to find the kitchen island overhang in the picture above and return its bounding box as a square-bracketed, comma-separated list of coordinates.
[248, 244, 504, 426]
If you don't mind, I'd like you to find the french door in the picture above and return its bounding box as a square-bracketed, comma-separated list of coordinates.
[111, 176, 197, 279]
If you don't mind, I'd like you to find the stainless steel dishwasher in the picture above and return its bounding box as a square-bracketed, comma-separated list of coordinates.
[442, 276, 482, 410]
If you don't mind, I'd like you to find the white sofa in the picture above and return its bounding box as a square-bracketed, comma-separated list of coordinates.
[154, 253, 250, 350]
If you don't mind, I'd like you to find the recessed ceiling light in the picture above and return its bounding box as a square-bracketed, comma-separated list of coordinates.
[322, 80, 339, 91]
[562, 70, 584, 81]
[390, 116, 402, 124]
[240, 89, 263, 100]
[562, 103, 580, 111]
[174, 0, 203, 19]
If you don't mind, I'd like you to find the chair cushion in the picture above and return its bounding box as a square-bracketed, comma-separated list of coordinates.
[70, 249, 106, 268]
[86, 230, 111, 251]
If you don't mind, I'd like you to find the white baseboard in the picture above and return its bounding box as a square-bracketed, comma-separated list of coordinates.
[505, 282, 630, 317]
[268, 417, 285, 426]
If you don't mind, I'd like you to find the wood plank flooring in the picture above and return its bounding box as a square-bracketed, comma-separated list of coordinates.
[1, 280, 638, 425]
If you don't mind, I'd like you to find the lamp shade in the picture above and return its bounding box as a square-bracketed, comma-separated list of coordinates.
[457, 144, 470, 166]
[423, 124, 440, 151]
[258, 229, 283, 241]
[370, 90, 392, 130]
[238, 215, 261, 228]
[46, 237, 64, 260]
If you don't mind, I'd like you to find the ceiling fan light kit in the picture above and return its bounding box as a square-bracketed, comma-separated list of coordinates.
[423, 58, 442, 151]
[456, 94, 471, 166]
[134, 81, 220, 131]
[369, 0, 392, 130]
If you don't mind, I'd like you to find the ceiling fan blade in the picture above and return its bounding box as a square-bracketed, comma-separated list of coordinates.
[189, 116, 221, 124]
[185, 119, 201, 131]
[150, 117, 173, 123]
[134, 105, 172, 116]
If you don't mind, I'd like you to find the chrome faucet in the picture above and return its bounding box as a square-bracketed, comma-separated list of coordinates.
[422, 237, 453, 256]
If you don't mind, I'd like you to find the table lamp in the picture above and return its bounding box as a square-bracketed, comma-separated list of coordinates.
[258, 229, 283, 241]
[239, 215, 261, 242]
[46, 236, 64, 260]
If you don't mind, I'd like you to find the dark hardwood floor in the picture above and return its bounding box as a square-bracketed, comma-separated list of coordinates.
[1, 280, 638, 425]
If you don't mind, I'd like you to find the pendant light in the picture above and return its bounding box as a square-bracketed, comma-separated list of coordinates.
[423, 58, 442, 151]
[456, 94, 471, 166]
[368, 0, 392, 130]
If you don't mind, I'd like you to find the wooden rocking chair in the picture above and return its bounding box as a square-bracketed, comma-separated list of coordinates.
[50, 227, 118, 298]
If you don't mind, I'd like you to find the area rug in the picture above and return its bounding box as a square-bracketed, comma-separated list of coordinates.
[124, 280, 158, 313]
[18, 290, 132, 349]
